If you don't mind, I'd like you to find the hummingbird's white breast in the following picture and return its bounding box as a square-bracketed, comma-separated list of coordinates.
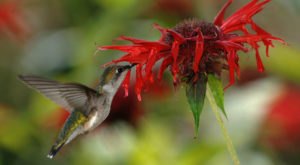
[85, 112, 98, 129]
[83, 98, 111, 132]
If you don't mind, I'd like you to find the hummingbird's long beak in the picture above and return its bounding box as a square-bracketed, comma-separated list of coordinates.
[130, 63, 137, 68]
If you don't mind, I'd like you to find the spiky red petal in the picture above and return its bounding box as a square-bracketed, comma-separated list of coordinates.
[122, 70, 131, 97]
[193, 30, 204, 73]
[214, 0, 233, 26]
[135, 64, 144, 101]
[158, 56, 172, 81]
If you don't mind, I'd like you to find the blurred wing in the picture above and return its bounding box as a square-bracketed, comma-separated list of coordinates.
[18, 75, 98, 113]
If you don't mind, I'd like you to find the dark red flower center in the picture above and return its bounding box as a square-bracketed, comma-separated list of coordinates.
[170, 19, 221, 40]
[164, 19, 228, 82]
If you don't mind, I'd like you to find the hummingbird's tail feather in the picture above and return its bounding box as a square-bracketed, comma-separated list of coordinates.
[47, 142, 65, 159]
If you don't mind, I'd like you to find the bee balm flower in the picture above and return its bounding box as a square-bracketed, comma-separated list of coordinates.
[99, 0, 284, 100]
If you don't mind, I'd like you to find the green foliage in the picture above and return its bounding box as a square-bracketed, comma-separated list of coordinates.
[185, 74, 207, 137]
[207, 74, 227, 119]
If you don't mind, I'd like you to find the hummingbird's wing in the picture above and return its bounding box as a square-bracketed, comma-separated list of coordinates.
[18, 75, 99, 113]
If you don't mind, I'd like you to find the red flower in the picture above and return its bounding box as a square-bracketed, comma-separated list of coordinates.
[99, 0, 284, 100]
[45, 108, 70, 129]
[0, 1, 30, 41]
[259, 85, 300, 162]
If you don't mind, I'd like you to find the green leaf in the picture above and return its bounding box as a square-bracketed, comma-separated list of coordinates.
[207, 74, 227, 119]
[185, 74, 207, 137]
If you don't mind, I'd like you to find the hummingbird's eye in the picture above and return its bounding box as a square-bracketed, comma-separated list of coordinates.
[116, 68, 123, 74]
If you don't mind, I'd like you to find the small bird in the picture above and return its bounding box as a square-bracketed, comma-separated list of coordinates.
[18, 64, 134, 159]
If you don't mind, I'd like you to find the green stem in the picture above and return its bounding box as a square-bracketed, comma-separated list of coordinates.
[206, 85, 240, 165]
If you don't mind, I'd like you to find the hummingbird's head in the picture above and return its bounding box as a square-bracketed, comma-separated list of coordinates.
[99, 64, 135, 94]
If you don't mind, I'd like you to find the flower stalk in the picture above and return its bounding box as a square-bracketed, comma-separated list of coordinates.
[206, 85, 240, 165]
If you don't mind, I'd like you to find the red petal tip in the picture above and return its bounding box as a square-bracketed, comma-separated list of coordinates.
[137, 94, 142, 101]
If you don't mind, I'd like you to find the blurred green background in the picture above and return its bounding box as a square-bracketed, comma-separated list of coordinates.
[0, 0, 300, 164]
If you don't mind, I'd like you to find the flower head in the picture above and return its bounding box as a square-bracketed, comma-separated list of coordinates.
[99, 0, 284, 100]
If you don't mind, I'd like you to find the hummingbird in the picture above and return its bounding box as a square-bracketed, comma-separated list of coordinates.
[18, 64, 134, 159]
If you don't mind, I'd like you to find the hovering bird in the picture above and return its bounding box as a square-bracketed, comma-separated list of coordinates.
[18, 64, 134, 159]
